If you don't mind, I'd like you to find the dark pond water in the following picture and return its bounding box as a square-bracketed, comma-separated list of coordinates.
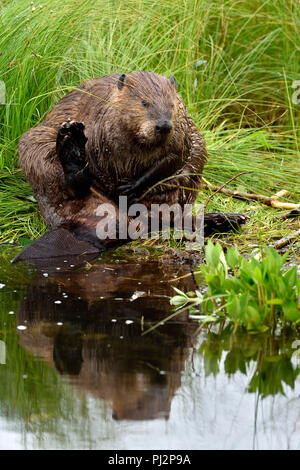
[0, 245, 300, 450]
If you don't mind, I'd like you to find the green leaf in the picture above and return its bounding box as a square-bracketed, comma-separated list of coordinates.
[170, 296, 187, 306]
[283, 303, 300, 322]
[253, 266, 263, 283]
[267, 298, 283, 305]
[283, 267, 298, 289]
[205, 240, 223, 270]
[226, 246, 240, 269]
[172, 287, 186, 296]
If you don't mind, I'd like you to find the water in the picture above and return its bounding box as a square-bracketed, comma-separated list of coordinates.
[0, 245, 299, 450]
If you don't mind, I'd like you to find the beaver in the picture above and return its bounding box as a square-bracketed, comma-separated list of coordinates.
[14, 71, 247, 262]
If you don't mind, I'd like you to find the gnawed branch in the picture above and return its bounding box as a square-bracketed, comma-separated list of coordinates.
[202, 182, 299, 210]
[272, 229, 300, 250]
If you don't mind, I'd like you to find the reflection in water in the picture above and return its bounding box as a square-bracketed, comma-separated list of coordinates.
[0, 246, 300, 449]
[17, 257, 199, 421]
[6, 247, 201, 424]
[200, 325, 300, 397]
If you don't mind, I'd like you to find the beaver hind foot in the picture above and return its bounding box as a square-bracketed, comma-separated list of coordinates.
[204, 212, 249, 236]
[56, 121, 90, 199]
[11, 227, 100, 265]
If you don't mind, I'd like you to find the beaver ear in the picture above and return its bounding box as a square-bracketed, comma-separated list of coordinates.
[170, 75, 177, 90]
[117, 74, 126, 90]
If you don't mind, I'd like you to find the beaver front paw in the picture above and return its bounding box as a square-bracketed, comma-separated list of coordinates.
[117, 177, 141, 206]
[56, 120, 87, 166]
[56, 121, 90, 199]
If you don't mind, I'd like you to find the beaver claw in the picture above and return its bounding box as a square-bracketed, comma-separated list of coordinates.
[56, 121, 87, 165]
[117, 178, 141, 206]
[118, 178, 139, 194]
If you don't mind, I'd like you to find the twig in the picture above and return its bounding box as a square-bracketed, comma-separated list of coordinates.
[203, 171, 253, 211]
[275, 208, 300, 220]
[272, 229, 300, 250]
[202, 182, 299, 209]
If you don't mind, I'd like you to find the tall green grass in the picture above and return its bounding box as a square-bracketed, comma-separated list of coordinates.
[0, 0, 299, 247]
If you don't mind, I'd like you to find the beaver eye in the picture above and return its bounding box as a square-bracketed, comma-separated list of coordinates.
[141, 100, 148, 107]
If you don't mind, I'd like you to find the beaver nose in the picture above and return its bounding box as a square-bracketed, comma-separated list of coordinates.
[155, 120, 173, 134]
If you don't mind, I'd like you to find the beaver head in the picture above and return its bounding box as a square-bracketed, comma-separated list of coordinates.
[113, 71, 178, 147]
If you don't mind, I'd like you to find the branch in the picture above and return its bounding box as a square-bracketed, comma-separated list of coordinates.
[202, 182, 299, 210]
[203, 172, 253, 211]
[272, 229, 300, 250]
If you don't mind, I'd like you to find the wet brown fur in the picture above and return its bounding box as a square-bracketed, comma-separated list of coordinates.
[18, 71, 207, 242]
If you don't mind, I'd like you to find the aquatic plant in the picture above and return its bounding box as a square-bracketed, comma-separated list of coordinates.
[170, 241, 300, 331]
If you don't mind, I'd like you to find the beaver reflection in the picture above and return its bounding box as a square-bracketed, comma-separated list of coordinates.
[17, 258, 199, 420]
